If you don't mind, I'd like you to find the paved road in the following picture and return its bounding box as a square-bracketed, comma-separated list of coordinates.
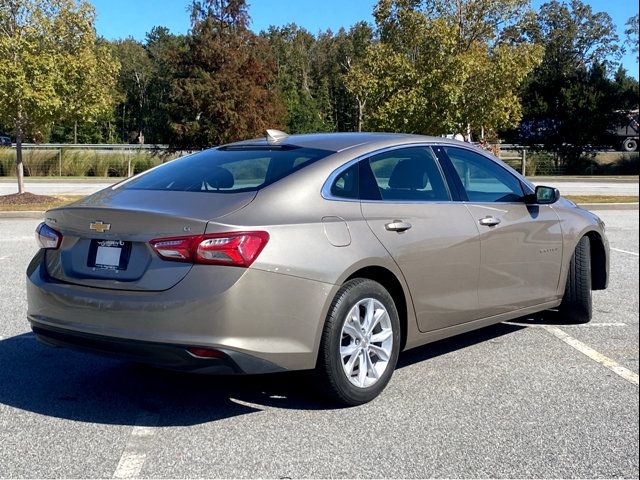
[533, 180, 639, 197]
[0, 180, 115, 196]
[0, 178, 638, 197]
[0, 210, 637, 478]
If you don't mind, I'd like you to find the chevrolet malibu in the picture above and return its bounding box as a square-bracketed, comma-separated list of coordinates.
[27, 132, 609, 405]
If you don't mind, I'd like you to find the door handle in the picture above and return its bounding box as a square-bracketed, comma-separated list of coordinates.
[479, 216, 501, 227]
[385, 220, 412, 232]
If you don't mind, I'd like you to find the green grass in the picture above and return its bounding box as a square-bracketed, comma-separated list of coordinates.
[565, 195, 639, 204]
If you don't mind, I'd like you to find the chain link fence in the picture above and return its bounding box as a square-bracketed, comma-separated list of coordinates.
[498, 147, 568, 176]
[0, 144, 183, 178]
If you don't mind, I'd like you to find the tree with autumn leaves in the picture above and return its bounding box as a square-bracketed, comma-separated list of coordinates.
[165, 0, 282, 147]
[0, 0, 119, 193]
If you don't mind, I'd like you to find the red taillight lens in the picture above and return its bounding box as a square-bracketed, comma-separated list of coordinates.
[149, 231, 269, 268]
[35, 222, 62, 249]
[186, 347, 225, 359]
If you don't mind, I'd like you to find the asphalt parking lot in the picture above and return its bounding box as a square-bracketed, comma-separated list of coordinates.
[0, 209, 637, 478]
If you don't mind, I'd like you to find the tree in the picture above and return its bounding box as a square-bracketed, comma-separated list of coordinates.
[264, 24, 329, 133]
[0, 0, 119, 193]
[345, 0, 542, 138]
[145, 27, 186, 144]
[625, 14, 638, 62]
[166, 0, 283, 148]
[112, 38, 153, 143]
[518, 0, 634, 165]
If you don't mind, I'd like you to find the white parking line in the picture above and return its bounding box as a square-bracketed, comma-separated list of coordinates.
[587, 322, 628, 327]
[611, 247, 639, 256]
[112, 411, 159, 479]
[541, 325, 639, 386]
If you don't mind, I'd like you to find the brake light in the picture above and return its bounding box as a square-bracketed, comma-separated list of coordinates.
[186, 347, 225, 359]
[35, 222, 62, 249]
[149, 231, 269, 268]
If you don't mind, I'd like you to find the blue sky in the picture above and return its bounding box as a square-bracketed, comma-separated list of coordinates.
[92, 0, 639, 77]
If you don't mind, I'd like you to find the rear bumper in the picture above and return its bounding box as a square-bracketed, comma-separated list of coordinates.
[27, 250, 337, 372]
[30, 320, 282, 374]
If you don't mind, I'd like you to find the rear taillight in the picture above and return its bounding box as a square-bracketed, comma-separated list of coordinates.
[149, 231, 269, 268]
[186, 347, 225, 359]
[35, 222, 62, 249]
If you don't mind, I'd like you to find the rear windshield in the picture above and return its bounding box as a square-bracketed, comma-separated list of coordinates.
[122, 146, 334, 193]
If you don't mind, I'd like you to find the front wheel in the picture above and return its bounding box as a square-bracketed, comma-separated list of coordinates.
[316, 278, 401, 406]
[558, 236, 592, 323]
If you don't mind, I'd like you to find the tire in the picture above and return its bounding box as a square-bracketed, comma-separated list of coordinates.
[316, 278, 401, 406]
[558, 236, 592, 324]
[622, 138, 638, 152]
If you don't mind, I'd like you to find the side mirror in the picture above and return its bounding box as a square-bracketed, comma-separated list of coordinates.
[527, 185, 560, 205]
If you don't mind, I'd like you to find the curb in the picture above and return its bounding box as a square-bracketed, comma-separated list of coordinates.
[0, 211, 44, 219]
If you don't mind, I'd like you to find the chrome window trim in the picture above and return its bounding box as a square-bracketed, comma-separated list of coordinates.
[321, 141, 528, 204]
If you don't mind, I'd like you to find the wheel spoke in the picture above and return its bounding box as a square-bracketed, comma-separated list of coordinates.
[365, 349, 379, 379]
[367, 308, 386, 335]
[357, 350, 367, 387]
[340, 342, 359, 358]
[349, 306, 360, 326]
[343, 322, 363, 341]
[344, 348, 360, 376]
[368, 343, 390, 362]
[363, 299, 375, 332]
[370, 328, 392, 344]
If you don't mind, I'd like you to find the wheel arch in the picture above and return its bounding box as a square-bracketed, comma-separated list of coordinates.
[584, 230, 608, 290]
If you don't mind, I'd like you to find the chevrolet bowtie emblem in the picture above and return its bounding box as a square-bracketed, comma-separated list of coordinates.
[89, 221, 111, 233]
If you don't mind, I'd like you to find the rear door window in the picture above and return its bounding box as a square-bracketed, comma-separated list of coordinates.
[123, 146, 334, 193]
[362, 147, 450, 201]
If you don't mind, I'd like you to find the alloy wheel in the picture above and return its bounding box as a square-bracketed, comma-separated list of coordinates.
[339, 298, 394, 388]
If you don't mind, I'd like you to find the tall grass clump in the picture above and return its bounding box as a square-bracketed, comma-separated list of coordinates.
[0, 147, 185, 177]
[0, 148, 15, 176]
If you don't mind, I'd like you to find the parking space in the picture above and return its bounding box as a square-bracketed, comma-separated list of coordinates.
[0, 210, 637, 478]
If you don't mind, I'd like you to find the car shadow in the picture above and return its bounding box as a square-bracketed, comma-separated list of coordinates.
[0, 315, 547, 426]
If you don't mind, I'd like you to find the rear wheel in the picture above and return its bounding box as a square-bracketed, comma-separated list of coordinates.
[558, 236, 592, 324]
[622, 138, 638, 152]
[316, 278, 400, 406]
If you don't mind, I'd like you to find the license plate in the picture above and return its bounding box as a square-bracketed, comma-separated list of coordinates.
[88, 240, 131, 270]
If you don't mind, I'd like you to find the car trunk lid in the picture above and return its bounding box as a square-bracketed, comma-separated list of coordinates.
[43, 188, 256, 291]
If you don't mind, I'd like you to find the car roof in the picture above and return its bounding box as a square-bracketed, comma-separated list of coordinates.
[224, 132, 466, 152]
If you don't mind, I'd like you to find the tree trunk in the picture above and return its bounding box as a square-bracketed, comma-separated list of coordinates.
[356, 98, 365, 133]
[74, 120, 78, 144]
[15, 119, 25, 194]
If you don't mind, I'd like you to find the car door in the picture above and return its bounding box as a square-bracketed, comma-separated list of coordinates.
[358, 146, 481, 332]
[435, 145, 563, 318]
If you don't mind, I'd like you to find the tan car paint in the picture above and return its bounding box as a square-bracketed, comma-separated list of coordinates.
[361, 202, 481, 332]
[27, 133, 609, 374]
[465, 202, 564, 317]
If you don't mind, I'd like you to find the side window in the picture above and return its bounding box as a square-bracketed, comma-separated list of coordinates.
[442, 147, 524, 202]
[330, 163, 359, 199]
[361, 147, 450, 201]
